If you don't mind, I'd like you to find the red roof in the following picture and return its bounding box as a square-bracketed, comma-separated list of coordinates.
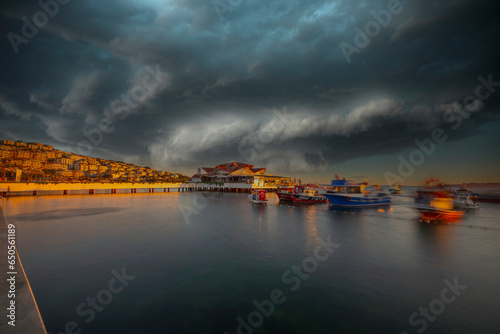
[202, 167, 217, 174]
[216, 162, 255, 171]
[250, 168, 266, 173]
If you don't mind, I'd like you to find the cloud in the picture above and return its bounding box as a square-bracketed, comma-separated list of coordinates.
[0, 0, 499, 176]
[61, 73, 103, 115]
[29, 91, 62, 111]
[0, 94, 32, 120]
[147, 97, 482, 173]
[37, 115, 77, 143]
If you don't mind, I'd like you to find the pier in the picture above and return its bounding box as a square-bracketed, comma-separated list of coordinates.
[0, 182, 183, 197]
[0, 200, 47, 333]
[179, 183, 279, 193]
[0, 182, 279, 196]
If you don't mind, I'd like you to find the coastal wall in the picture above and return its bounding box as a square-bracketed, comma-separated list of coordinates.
[0, 210, 47, 333]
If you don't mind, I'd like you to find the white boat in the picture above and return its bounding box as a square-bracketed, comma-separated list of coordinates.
[452, 184, 479, 208]
[249, 190, 268, 204]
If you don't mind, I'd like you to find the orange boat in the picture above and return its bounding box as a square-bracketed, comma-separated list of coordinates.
[418, 206, 464, 223]
[415, 180, 465, 223]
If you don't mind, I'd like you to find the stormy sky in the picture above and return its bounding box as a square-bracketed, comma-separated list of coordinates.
[1, 0, 499, 184]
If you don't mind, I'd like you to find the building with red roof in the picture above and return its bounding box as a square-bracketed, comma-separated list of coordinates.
[190, 162, 291, 187]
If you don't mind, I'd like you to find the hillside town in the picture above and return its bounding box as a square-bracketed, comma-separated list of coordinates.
[0, 139, 188, 183]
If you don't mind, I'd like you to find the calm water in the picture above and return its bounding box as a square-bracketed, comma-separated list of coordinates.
[5, 190, 500, 334]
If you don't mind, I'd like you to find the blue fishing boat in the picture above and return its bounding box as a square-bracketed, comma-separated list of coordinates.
[324, 178, 391, 207]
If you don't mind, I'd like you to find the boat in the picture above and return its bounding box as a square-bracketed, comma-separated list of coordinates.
[452, 184, 479, 208]
[274, 186, 296, 202]
[291, 186, 327, 204]
[477, 194, 500, 203]
[248, 190, 268, 204]
[414, 180, 464, 223]
[389, 183, 403, 194]
[323, 178, 391, 207]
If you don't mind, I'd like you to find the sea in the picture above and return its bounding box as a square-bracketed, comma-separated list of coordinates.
[4, 187, 500, 334]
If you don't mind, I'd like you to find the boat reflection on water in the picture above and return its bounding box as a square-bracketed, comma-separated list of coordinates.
[328, 205, 393, 215]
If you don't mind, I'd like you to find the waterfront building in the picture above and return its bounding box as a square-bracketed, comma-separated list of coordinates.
[191, 162, 291, 187]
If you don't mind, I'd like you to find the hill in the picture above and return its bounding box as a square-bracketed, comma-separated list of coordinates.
[0, 139, 188, 183]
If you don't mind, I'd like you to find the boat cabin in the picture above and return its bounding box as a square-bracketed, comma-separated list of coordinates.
[327, 180, 368, 194]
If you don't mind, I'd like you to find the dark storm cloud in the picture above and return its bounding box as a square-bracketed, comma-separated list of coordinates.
[1, 0, 499, 174]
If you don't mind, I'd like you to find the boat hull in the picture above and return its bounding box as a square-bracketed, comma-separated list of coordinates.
[248, 195, 268, 204]
[324, 193, 391, 207]
[292, 195, 327, 204]
[248, 190, 268, 204]
[417, 208, 464, 223]
[276, 192, 294, 202]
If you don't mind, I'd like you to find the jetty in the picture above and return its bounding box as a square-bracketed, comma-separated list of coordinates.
[180, 182, 279, 193]
[0, 198, 47, 333]
[0, 182, 283, 197]
[0, 182, 183, 197]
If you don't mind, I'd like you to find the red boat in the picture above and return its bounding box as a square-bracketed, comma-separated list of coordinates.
[275, 186, 296, 202]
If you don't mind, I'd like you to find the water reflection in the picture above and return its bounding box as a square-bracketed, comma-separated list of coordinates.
[3, 192, 499, 334]
[11, 207, 124, 221]
[414, 221, 456, 257]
